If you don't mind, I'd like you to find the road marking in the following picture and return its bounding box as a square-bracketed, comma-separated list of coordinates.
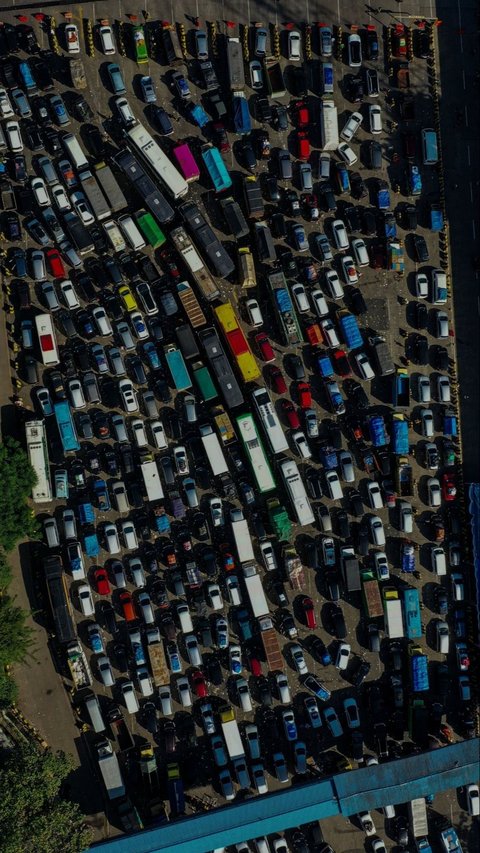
[464, 105, 469, 128]
[469, 183, 474, 203]
[337, 0, 341, 25]
[456, 0, 463, 52]
[462, 69, 466, 90]
[472, 220, 476, 240]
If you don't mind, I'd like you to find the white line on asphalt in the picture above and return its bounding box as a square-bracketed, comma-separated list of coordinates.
[306, 0, 310, 27]
[462, 69, 466, 90]
[467, 145, 471, 166]
[464, 105, 469, 128]
[472, 220, 476, 240]
[337, 0, 341, 25]
[469, 183, 474, 203]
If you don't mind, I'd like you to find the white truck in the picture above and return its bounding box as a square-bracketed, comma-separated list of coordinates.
[103, 219, 126, 252]
[199, 423, 229, 477]
[220, 706, 245, 760]
[383, 589, 405, 638]
[230, 508, 254, 565]
[96, 740, 125, 800]
[409, 798, 428, 838]
[243, 564, 269, 618]
[141, 458, 164, 503]
[321, 99, 339, 150]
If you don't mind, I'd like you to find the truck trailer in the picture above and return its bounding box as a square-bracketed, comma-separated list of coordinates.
[78, 169, 111, 221]
[199, 422, 229, 476]
[220, 706, 245, 760]
[242, 564, 269, 618]
[230, 508, 255, 565]
[96, 740, 125, 800]
[94, 162, 127, 213]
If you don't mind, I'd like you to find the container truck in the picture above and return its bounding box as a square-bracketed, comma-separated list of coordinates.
[96, 740, 125, 800]
[64, 211, 94, 254]
[383, 587, 405, 638]
[238, 247, 256, 287]
[267, 271, 302, 346]
[163, 345, 192, 391]
[199, 422, 229, 476]
[392, 368, 410, 407]
[341, 546, 361, 592]
[408, 798, 428, 838]
[220, 706, 245, 760]
[66, 641, 92, 688]
[243, 175, 264, 219]
[258, 615, 283, 672]
[230, 508, 255, 565]
[392, 413, 409, 455]
[265, 59, 286, 97]
[227, 38, 245, 91]
[103, 219, 126, 253]
[361, 570, 383, 618]
[147, 640, 169, 687]
[94, 162, 127, 213]
[106, 707, 135, 753]
[283, 547, 304, 590]
[396, 457, 413, 496]
[140, 457, 164, 502]
[320, 100, 339, 150]
[242, 564, 269, 618]
[233, 92, 251, 134]
[409, 644, 429, 692]
[337, 309, 363, 350]
[176, 280, 206, 328]
[369, 334, 395, 376]
[78, 170, 111, 221]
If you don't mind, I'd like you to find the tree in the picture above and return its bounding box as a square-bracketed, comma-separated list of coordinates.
[0, 595, 33, 667]
[0, 744, 92, 853]
[0, 548, 12, 590]
[0, 437, 39, 551]
[0, 671, 17, 709]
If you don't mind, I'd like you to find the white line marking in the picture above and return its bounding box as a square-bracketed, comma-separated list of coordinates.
[473, 220, 476, 240]
[469, 183, 474, 203]
[462, 69, 466, 90]
[337, 0, 341, 25]
[464, 105, 469, 128]
[467, 145, 471, 166]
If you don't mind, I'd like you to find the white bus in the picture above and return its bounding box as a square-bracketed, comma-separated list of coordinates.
[236, 413, 276, 494]
[127, 123, 188, 200]
[25, 420, 52, 503]
[35, 314, 60, 366]
[140, 458, 164, 502]
[199, 424, 229, 477]
[251, 387, 289, 454]
[279, 458, 315, 526]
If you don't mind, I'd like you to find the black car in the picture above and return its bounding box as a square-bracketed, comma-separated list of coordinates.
[44, 126, 61, 154]
[88, 223, 108, 254]
[346, 286, 367, 315]
[75, 309, 95, 339]
[102, 290, 123, 322]
[255, 96, 273, 124]
[103, 447, 118, 476]
[345, 379, 369, 410]
[2, 24, 18, 54]
[71, 94, 93, 121]
[250, 511, 267, 541]
[100, 377, 118, 408]
[306, 469, 323, 500]
[241, 138, 257, 171]
[318, 183, 337, 212]
[349, 489, 363, 517]
[24, 122, 43, 152]
[31, 58, 53, 90]
[98, 601, 117, 635]
[412, 233, 429, 262]
[284, 189, 300, 216]
[356, 522, 369, 556]
[361, 207, 377, 235]
[200, 546, 217, 577]
[59, 347, 76, 378]
[5, 212, 21, 241]
[412, 333, 428, 365]
[205, 654, 223, 685]
[288, 353, 305, 380]
[272, 103, 287, 130]
[119, 253, 138, 280]
[345, 73, 364, 102]
[93, 411, 110, 439]
[325, 571, 340, 601]
[336, 510, 350, 539]
[9, 246, 27, 277]
[142, 701, 158, 735]
[104, 257, 123, 285]
[375, 449, 391, 476]
[119, 443, 134, 474]
[432, 345, 448, 371]
[228, 445, 246, 474]
[74, 272, 95, 302]
[154, 376, 171, 404]
[265, 174, 280, 202]
[0, 59, 16, 88]
[257, 676, 273, 707]
[193, 512, 209, 541]
[85, 258, 105, 286]
[77, 412, 93, 439]
[138, 255, 161, 284]
[150, 104, 174, 135]
[17, 25, 39, 54]
[304, 539, 320, 570]
[281, 250, 299, 276]
[365, 28, 379, 60]
[12, 155, 27, 183]
[32, 96, 50, 125]
[113, 642, 128, 672]
[71, 338, 90, 371]
[403, 204, 417, 230]
[128, 355, 147, 385]
[344, 205, 361, 232]
[58, 310, 76, 338]
[15, 185, 32, 215]
[270, 212, 286, 239]
[351, 659, 371, 687]
[329, 604, 347, 638]
[412, 301, 428, 330]
[84, 124, 105, 158]
[351, 172, 367, 200]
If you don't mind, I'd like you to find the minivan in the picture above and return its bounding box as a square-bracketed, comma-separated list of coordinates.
[44, 516, 60, 548]
[118, 214, 146, 250]
[422, 128, 438, 165]
[99, 24, 116, 55]
[121, 680, 139, 713]
[431, 545, 447, 576]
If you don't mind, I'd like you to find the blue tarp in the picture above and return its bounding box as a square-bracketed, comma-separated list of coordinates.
[377, 187, 390, 210]
[317, 355, 334, 378]
[276, 289, 293, 312]
[189, 103, 209, 128]
[430, 206, 443, 231]
[339, 313, 362, 349]
[411, 655, 429, 692]
[233, 95, 251, 134]
[444, 412, 457, 437]
[369, 416, 387, 447]
[392, 419, 409, 454]
[84, 533, 99, 557]
[78, 503, 94, 524]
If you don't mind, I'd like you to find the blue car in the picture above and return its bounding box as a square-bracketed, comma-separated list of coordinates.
[49, 94, 69, 126]
[236, 608, 252, 641]
[131, 313, 147, 338]
[87, 625, 104, 654]
[90, 343, 108, 373]
[167, 641, 182, 673]
[142, 341, 161, 371]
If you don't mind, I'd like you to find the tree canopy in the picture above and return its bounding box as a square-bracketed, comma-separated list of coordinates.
[0, 744, 92, 853]
[0, 437, 39, 551]
[0, 595, 33, 667]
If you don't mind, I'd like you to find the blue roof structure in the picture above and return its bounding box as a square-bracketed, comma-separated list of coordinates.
[90, 740, 478, 853]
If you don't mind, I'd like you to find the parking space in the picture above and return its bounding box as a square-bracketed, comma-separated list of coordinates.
[0, 4, 477, 852]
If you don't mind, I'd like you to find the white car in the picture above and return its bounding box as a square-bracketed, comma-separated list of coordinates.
[115, 96, 136, 127]
[130, 311, 149, 339]
[119, 379, 139, 413]
[77, 583, 94, 616]
[466, 783, 480, 817]
[51, 183, 71, 212]
[65, 23, 80, 53]
[311, 288, 329, 317]
[340, 111, 363, 142]
[249, 60, 263, 89]
[436, 375, 451, 402]
[337, 142, 358, 166]
[92, 306, 113, 336]
[324, 269, 344, 299]
[176, 676, 193, 707]
[292, 430, 312, 460]
[104, 522, 121, 554]
[185, 634, 203, 666]
[288, 30, 302, 60]
[331, 218, 349, 250]
[351, 238, 369, 267]
[0, 87, 13, 118]
[418, 376, 432, 404]
[5, 121, 23, 152]
[339, 450, 355, 483]
[207, 583, 223, 610]
[245, 297, 263, 327]
[291, 282, 309, 313]
[335, 642, 351, 670]
[225, 575, 242, 606]
[71, 191, 95, 226]
[290, 643, 308, 675]
[320, 318, 340, 348]
[369, 104, 382, 134]
[131, 418, 148, 448]
[59, 279, 80, 310]
[420, 407, 434, 437]
[68, 378, 86, 409]
[373, 551, 389, 580]
[276, 673, 291, 704]
[341, 255, 358, 284]
[427, 477, 441, 507]
[209, 497, 224, 528]
[367, 481, 384, 509]
[173, 446, 189, 475]
[31, 177, 50, 207]
[121, 520, 138, 550]
[325, 469, 343, 499]
[137, 666, 153, 696]
[415, 272, 429, 298]
[99, 24, 116, 55]
[229, 645, 242, 674]
[150, 420, 167, 449]
[369, 515, 385, 546]
[358, 812, 376, 836]
[355, 352, 374, 380]
[260, 541, 277, 571]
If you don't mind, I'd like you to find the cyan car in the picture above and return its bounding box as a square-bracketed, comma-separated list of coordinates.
[107, 63, 126, 95]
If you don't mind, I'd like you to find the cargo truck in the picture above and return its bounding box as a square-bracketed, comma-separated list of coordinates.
[170, 226, 220, 302]
[392, 413, 409, 455]
[267, 271, 302, 346]
[199, 422, 229, 476]
[107, 707, 135, 753]
[103, 219, 126, 253]
[243, 175, 264, 219]
[320, 100, 339, 150]
[192, 362, 217, 402]
[177, 280, 206, 328]
[167, 763, 185, 816]
[237, 247, 256, 287]
[230, 507, 255, 565]
[93, 478, 111, 512]
[388, 241, 405, 274]
[337, 309, 363, 350]
[383, 587, 404, 638]
[70, 58, 87, 89]
[96, 740, 125, 800]
[265, 59, 286, 98]
[243, 563, 269, 618]
[341, 546, 361, 592]
[258, 615, 283, 672]
[164, 345, 192, 391]
[212, 406, 235, 445]
[396, 456, 413, 496]
[368, 334, 395, 376]
[220, 706, 245, 760]
[64, 211, 94, 255]
[147, 640, 169, 687]
[283, 547, 304, 590]
[409, 644, 429, 692]
[361, 571, 383, 618]
[66, 641, 92, 688]
[233, 92, 251, 134]
[140, 457, 164, 503]
[368, 415, 388, 447]
[392, 368, 410, 407]
[408, 798, 428, 838]
[221, 197, 249, 240]
[267, 499, 292, 541]
[94, 162, 127, 213]
[78, 169, 111, 221]
[227, 38, 245, 91]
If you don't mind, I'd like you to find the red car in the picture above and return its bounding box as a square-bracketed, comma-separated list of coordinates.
[46, 248, 66, 279]
[94, 567, 111, 596]
[191, 669, 208, 698]
[213, 121, 230, 154]
[442, 473, 457, 502]
[297, 130, 310, 161]
[268, 365, 287, 394]
[293, 100, 309, 128]
[255, 332, 275, 363]
[297, 381, 312, 409]
[159, 249, 180, 279]
[302, 595, 317, 630]
[281, 400, 301, 430]
[333, 349, 351, 377]
[247, 654, 262, 677]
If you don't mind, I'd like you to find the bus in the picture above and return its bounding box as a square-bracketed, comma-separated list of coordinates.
[25, 420, 52, 504]
[251, 387, 288, 454]
[132, 24, 148, 64]
[199, 328, 244, 410]
[127, 123, 189, 200]
[214, 302, 260, 383]
[44, 555, 76, 645]
[236, 413, 276, 494]
[35, 314, 60, 366]
[134, 210, 166, 249]
[403, 587, 422, 639]
[170, 226, 219, 302]
[192, 362, 218, 402]
[54, 400, 81, 453]
[279, 459, 315, 527]
[173, 143, 200, 183]
[201, 144, 232, 192]
[114, 149, 175, 224]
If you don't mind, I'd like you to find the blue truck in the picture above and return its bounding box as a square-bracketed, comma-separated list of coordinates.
[337, 309, 362, 350]
[316, 353, 334, 378]
[430, 204, 443, 231]
[392, 368, 410, 407]
[188, 103, 210, 128]
[377, 181, 390, 210]
[383, 212, 397, 238]
[319, 443, 338, 470]
[368, 415, 388, 447]
[93, 478, 111, 512]
[409, 646, 429, 692]
[408, 164, 422, 196]
[233, 92, 251, 134]
[164, 345, 192, 391]
[392, 414, 409, 454]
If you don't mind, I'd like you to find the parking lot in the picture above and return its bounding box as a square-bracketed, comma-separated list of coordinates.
[1, 3, 477, 852]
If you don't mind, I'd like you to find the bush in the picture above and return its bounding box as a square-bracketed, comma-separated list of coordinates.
[0, 437, 39, 551]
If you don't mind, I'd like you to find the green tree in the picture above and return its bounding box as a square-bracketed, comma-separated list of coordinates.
[0, 744, 92, 853]
[0, 595, 33, 667]
[0, 548, 12, 590]
[0, 671, 17, 708]
[0, 437, 39, 551]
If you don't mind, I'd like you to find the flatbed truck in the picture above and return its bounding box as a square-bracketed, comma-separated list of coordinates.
[66, 641, 92, 688]
[267, 271, 302, 346]
[258, 615, 283, 671]
[148, 640, 169, 687]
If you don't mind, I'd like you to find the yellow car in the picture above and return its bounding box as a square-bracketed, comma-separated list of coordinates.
[118, 284, 137, 312]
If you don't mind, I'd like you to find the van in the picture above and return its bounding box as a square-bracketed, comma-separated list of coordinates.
[112, 481, 129, 513]
[422, 129, 438, 165]
[21, 318, 33, 349]
[84, 692, 106, 732]
[432, 269, 447, 304]
[38, 156, 57, 186]
[176, 602, 194, 633]
[431, 545, 447, 576]
[322, 62, 334, 94]
[121, 680, 139, 714]
[245, 298, 263, 327]
[278, 149, 292, 180]
[325, 471, 343, 501]
[255, 222, 276, 261]
[99, 25, 116, 55]
[44, 517, 60, 548]
[435, 620, 449, 654]
[118, 214, 146, 250]
[62, 133, 88, 171]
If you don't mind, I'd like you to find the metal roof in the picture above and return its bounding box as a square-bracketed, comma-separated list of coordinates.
[91, 740, 478, 853]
